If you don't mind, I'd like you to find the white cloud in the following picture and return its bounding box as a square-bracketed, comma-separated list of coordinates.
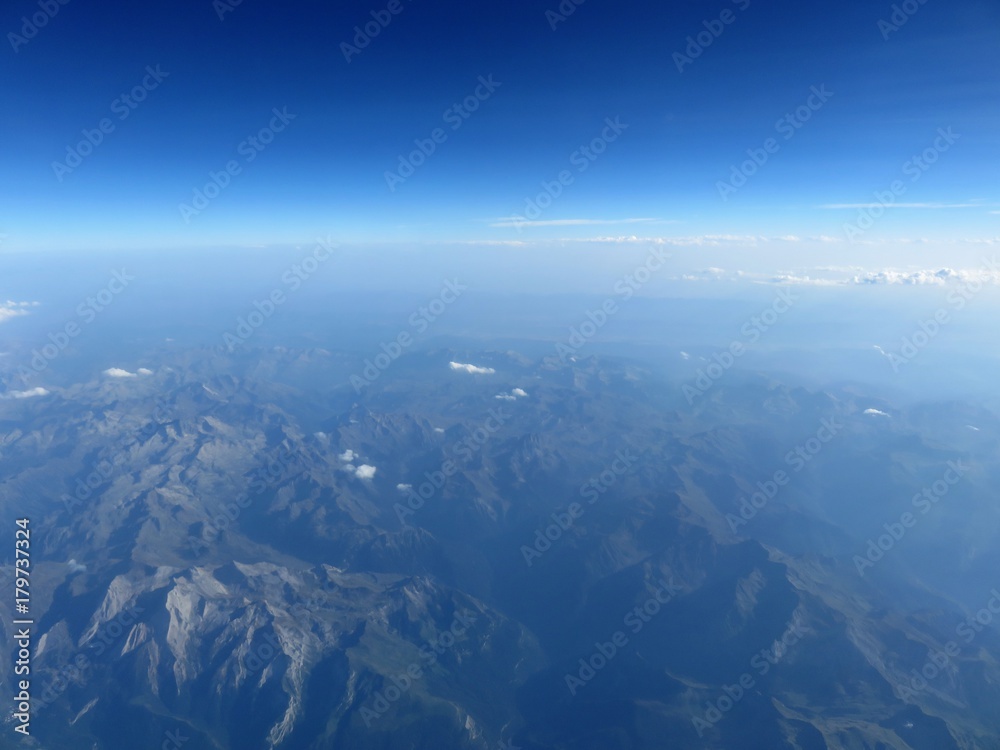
[760, 274, 841, 286]
[574, 234, 766, 247]
[137, 368, 153, 376]
[449, 361, 496, 375]
[0, 300, 38, 324]
[488, 217, 663, 229]
[864, 408, 890, 417]
[445, 234, 1000, 252]
[3, 387, 50, 399]
[682, 265, 1000, 288]
[67, 559, 87, 574]
[434, 427, 445, 434]
[680, 351, 690, 360]
[819, 202, 983, 210]
[338, 449, 356, 462]
[454, 240, 529, 247]
[851, 268, 1000, 286]
[104, 368, 137, 378]
[396, 483, 412, 492]
[354, 464, 377, 480]
[496, 387, 529, 401]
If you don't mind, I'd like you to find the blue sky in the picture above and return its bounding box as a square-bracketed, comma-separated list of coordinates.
[1, 0, 998, 253]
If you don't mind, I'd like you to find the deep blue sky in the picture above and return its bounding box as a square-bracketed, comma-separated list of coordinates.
[2, 0, 998, 252]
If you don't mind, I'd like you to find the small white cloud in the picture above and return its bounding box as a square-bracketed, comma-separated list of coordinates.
[496, 388, 529, 401]
[396, 483, 412, 492]
[434, 427, 445, 434]
[0, 300, 38, 324]
[314, 431, 327, 440]
[6, 387, 50, 399]
[680, 351, 690, 360]
[137, 368, 153, 376]
[67, 559, 87, 574]
[449, 361, 496, 375]
[966, 425, 981, 431]
[864, 408, 890, 417]
[354, 464, 377, 480]
[338, 449, 356, 462]
[104, 368, 137, 378]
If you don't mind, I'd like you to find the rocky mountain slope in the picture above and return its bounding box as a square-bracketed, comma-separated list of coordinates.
[2, 347, 999, 749]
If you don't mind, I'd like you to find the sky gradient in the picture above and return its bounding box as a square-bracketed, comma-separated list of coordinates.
[2, 0, 998, 252]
